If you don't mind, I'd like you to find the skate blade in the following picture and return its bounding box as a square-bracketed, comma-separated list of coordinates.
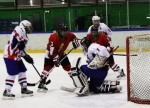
[22, 93, 33, 98]
[2, 96, 15, 100]
[37, 88, 47, 93]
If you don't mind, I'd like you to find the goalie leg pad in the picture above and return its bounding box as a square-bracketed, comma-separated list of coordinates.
[69, 68, 89, 96]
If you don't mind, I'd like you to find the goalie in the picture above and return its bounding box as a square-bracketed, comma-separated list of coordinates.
[68, 37, 122, 96]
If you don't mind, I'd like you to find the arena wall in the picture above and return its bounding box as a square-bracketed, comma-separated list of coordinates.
[0, 30, 150, 53]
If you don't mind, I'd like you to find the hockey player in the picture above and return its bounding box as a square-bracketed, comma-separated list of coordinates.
[87, 23, 125, 80]
[37, 24, 80, 92]
[3, 20, 34, 100]
[87, 15, 112, 39]
[68, 37, 122, 96]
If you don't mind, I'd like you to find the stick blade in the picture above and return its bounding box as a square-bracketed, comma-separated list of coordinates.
[27, 83, 36, 86]
[60, 86, 76, 92]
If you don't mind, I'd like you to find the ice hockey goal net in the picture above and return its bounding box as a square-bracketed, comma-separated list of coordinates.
[126, 34, 150, 104]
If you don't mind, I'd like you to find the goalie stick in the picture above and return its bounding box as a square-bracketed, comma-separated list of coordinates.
[60, 57, 82, 92]
[60, 86, 76, 92]
[27, 48, 75, 86]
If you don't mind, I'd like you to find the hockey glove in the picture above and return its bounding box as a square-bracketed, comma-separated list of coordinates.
[107, 46, 114, 53]
[53, 55, 60, 67]
[23, 54, 34, 64]
[18, 41, 26, 50]
[72, 38, 80, 49]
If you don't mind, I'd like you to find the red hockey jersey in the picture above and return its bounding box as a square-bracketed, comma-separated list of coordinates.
[87, 33, 110, 48]
[46, 32, 77, 58]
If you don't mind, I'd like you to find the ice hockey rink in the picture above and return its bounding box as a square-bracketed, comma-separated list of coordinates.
[0, 53, 149, 108]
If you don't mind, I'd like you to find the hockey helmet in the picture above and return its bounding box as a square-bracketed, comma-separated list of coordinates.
[80, 37, 92, 53]
[91, 26, 98, 32]
[58, 23, 68, 32]
[20, 20, 33, 34]
[92, 16, 100, 21]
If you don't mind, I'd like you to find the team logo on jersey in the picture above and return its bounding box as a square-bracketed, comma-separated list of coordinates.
[58, 43, 64, 52]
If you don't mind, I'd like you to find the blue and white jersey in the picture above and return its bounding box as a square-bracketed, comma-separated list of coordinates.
[87, 23, 112, 38]
[87, 43, 110, 63]
[3, 25, 29, 60]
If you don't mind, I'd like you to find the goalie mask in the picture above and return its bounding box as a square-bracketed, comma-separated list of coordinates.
[80, 37, 92, 54]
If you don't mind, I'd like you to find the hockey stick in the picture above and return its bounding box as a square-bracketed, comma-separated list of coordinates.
[113, 53, 137, 56]
[27, 48, 75, 86]
[103, 46, 119, 65]
[22, 51, 51, 86]
[60, 57, 82, 92]
[113, 46, 119, 53]
[58, 47, 75, 65]
[27, 64, 51, 86]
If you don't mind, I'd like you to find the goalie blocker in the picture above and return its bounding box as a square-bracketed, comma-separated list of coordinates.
[68, 57, 122, 96]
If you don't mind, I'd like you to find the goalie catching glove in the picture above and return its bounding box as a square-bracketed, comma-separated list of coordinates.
[88, 54, 108, 69]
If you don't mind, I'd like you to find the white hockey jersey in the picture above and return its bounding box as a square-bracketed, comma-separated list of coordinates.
[87, 43, 110, 69]
[3, 25, 29, 60]
[87, 23, 112, 38]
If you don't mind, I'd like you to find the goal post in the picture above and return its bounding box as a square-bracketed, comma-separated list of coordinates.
[126, 34, 150, 104]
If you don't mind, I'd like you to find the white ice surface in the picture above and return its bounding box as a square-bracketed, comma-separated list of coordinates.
[0, 53, 150, 108]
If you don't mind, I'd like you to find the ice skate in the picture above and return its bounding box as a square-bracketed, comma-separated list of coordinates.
[117, 69, 126, 80]
[37, 81, 48, 93]
[2, 90, 15, 100]
[21, 88, 33, 97]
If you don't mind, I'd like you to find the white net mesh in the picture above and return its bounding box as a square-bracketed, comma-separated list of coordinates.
[127, 34, 150, 103]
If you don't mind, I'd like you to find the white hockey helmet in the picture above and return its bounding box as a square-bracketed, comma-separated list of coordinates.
[92, 16, 100, 21]
[20, 20, 33, 34]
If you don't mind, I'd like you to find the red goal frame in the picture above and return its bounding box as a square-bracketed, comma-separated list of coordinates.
[126, 35, 150, 104]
